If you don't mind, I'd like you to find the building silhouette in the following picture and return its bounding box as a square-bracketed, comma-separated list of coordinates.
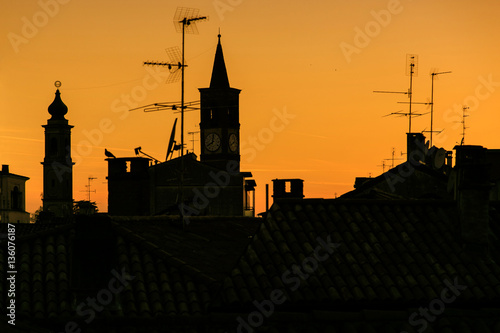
[0, 164, 29, 223]
[3, 34, 500, 332]
[41, 88, 74, 218]
[107, 35, 255, 216]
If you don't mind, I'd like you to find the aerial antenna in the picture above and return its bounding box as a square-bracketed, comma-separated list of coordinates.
[429, 70, 452, 146]
[384, 147, 403, 168]
[375, 54, 425, 134]
[460, 106, 469, 145]
[144, 46, 185, 84]
[129, 100, 200, 113]
[174, 7, 207, 229]
[406, 54, 417, 133]
[82, 177, 97, 202]
[174, 7, 207, 160]
[377, 160, 388, 173]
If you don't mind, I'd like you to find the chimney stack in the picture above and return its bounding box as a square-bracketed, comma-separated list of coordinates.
[2, 165, 9, 174]
[406, 133, 427, 164]
[454, 145, 491, 258]
[272, 179, 304, 201]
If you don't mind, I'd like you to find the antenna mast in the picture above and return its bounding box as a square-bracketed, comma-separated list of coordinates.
[174, 7, 207, 159]
[406, 54, 418, 133]
[460, 106, 469, 145]
[429, 70, 451, 146]
[174, 7, 207, 229]
[375, 54, 427, 136]
[85, 177, 97, 202]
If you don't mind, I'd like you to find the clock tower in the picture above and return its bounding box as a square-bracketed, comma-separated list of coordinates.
[199, 34, 241, 171]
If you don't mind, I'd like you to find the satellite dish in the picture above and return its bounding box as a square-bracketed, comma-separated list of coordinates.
[433, 148, 446, 169]
[166, 118, 178, 161]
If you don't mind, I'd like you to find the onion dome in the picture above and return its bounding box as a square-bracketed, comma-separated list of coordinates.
[48, 89, 68, 120]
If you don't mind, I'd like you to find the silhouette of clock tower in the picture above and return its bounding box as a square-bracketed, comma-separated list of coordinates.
[199, 34, 241, 171]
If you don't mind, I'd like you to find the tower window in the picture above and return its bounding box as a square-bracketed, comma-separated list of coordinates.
[11, 186, 20, 210]
[50, 138, 58, 155]
[210, 110, 213, 120]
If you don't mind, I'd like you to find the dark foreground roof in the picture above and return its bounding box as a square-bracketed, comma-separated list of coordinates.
[1, 199, 500, 332]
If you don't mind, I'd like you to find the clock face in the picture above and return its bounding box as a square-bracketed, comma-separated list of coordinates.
[229, 133, 238, 152]
[205, 133, 221, 152]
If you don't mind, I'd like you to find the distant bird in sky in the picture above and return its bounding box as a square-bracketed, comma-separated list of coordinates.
[105, 149, 116, 158]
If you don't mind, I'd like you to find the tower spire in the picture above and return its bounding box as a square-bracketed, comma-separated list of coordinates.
[209, 33, 230, 88]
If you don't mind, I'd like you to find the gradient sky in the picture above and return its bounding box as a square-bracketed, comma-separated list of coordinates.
[2, 0, 500, 215]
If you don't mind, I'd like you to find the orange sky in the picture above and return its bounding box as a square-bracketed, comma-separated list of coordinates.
[2, 0, 500, 215]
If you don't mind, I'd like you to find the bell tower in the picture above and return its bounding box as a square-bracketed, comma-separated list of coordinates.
[199, 34, 241, 171]
[42, 84, 74, 218]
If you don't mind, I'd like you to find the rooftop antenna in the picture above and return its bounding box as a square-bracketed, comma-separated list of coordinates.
[174, 7, 207, 160]
[384, 147, 403, 168]
[175, 7, 207, 229]
[429, 70, 452, 146]
[460, 106, 469, 145]
[375, 54, 427, 134]
[377, 160, 388, 173]
[82, 177, 97, 202]
[144, 46, 185, 84]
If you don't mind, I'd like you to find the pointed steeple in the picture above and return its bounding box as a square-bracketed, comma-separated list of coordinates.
[209, 34, 230, 88]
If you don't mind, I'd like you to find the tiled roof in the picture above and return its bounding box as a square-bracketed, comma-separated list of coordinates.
[111, 216, 260, 282]
[220, 199, 500, 312]
[0, 217, 234, 331]
[3, 199, 500, 332]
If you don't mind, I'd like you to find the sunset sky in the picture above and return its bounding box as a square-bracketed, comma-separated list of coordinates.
[2, 0, 500, 215]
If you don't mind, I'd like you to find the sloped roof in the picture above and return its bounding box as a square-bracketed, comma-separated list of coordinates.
[219, 199, 500, 312]
[342, 161, 450, 199]
[2, 198, 500, 332]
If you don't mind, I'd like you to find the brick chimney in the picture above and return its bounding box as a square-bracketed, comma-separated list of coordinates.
[454, 145, 491, 258]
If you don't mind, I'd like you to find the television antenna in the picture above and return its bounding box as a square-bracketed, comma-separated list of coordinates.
[459, 106, 469, 145]
[375, 54, 422, 133]
[173, 7, 207, 159]
[144, 46, 185, 84]
[384, 147, 403, 168]
[377, 160, 388, 173]
[429, 70, 452, 146]
[82, 177, 97, 202]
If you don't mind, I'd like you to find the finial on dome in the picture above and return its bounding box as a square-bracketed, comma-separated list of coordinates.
[48, 82, 68, 119]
